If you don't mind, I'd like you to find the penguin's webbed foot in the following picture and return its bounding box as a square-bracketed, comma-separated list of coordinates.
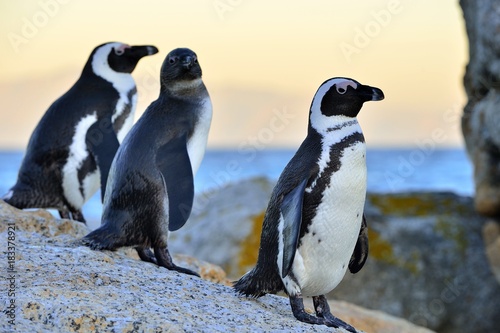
[289, 294, 358, 333]
[313, 295, 357, 332]
[154, 246, 200, 277]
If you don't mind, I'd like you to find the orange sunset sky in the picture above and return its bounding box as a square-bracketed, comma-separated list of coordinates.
[0, 1, 468, 149]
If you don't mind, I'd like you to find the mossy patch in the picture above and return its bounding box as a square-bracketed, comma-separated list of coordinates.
[368, 228, 420, 274]
[434, 218, 468, 256]
[368, 193, 467, 217]
[237, 211, 265, 276]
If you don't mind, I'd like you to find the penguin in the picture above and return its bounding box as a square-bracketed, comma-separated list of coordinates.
[234, 77, 384, 332]
[81, 48, 212, 277]
[2, 42, 158, 223]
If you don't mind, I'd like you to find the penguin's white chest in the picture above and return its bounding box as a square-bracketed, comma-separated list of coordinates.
[187, 97, 212, 176]
[284, 141, 367, 297]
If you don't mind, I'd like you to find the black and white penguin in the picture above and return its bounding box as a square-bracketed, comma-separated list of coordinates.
[2, 42, 158, 222]
[82, 48, 212, 276]
[234, 77, 384, 332]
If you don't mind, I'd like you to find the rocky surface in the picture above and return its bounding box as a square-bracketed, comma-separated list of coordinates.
[460, 0, 500, 216]
[483, 220, 500, 284]
[165, 178, 499, 333]
[0, 199, 434, 333]
[334, 192, 500, 333]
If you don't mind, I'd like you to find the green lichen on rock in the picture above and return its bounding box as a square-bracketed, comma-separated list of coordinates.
[434, 217, 468, 257]
[237, 210, 265, 276]
[368, 228, 420, 274]
[367, 193, 468, 217]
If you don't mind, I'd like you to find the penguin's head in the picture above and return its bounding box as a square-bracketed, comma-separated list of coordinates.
[310, 77, 384, 119]
[88, 42, 158, 79]
[160, 48, 203, 93]
[107, 43, 159, 73]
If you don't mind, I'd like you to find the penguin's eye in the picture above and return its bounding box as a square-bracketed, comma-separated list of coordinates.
[336, 87, 346, 94]
[114, 48, 125, 56]
[193, 56, 198, 63]
[169, 56, 179, 64]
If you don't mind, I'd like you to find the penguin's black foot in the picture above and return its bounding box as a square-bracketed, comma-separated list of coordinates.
[136, 247, 157, 264]
[154, 246, 200, 277]
[71, 210, 86, 223]
[58, 209, 70, 220]
[313, 295, 357, 333]
[289, 294, 358, 333]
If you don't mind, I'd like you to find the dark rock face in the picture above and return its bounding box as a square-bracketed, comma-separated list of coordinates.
[332, 192, 500, 333]
[460, 0, 500, 216]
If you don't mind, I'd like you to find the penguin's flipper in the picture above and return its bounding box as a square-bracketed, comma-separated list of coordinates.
[349, 214, 369, 274]
[86, 119, 120, 201]
[156, 134, 194, 232]
[280, 177, 308, 278]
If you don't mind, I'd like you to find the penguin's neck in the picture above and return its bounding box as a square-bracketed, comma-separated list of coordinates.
[90, 57, 136, 94]
[162, 78, 205, 98]
[308, 115, 362, 140]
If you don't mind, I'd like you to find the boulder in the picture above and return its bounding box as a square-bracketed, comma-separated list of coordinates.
[169, 176, 274, 278]
[333, 192, 500, 333]
[483, 220, 500, 284]
[166, 178, 499, 333]
[460, 0, 500, 216]
[1, 199, 433, 333]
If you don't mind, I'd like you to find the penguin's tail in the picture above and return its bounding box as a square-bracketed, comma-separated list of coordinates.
[80, 224, 122, 251]
[233, 267, 281, 298]
[3, 186, 40, 209]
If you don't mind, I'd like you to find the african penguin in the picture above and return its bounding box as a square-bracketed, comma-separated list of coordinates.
[82, 48, 212, 277]
[234, 77, 384, 332]
[2, 42, 158, 223]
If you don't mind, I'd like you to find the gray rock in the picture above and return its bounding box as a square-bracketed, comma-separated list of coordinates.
[460, 0, 500, 216]
[333, 192, 500, 333]
[0, 201, 349, 333]
[0, 194, 435, 333]
[169, 177, 274, 278]
[168, 177, 500, 333]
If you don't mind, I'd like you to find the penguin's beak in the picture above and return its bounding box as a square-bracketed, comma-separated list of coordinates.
[181, 55, 197, 69]
[360, 84, 385, 102]
[127, 45, 159, 59]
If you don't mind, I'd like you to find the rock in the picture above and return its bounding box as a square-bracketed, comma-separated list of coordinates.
[332, 192, 500, 333]
[0, 193, 432, 333]
[166, 178, 500, 332]
[169, 176, 274, 278]
[315, 300, 434, 333]
[483, 220, 500, 284]
[460, 0, 500, 216]
[0, 200, 345, 332]
[0, 200, 340, 333]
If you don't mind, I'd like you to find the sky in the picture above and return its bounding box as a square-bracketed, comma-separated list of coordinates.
[0, 0, 468, 149]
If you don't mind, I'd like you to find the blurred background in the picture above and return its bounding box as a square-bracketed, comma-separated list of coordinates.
[0, 0, 472, 226]
[0, 0, 467, 148]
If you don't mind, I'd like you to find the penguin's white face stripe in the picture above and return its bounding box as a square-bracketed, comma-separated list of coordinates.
[62, 112, 98, 208]
[92, 42, 136, 93]
[309, 78, 358, 134]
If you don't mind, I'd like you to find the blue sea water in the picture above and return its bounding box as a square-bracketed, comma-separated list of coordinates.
[0, 148, 473, 227]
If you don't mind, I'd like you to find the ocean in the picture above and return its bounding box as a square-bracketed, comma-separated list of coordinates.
[0, 148, 474, 228]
